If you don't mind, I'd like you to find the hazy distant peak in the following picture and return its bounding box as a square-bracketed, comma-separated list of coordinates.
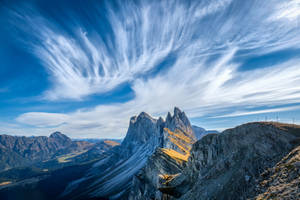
[49, 132, 72, 145]
[50, 131, 68, 139]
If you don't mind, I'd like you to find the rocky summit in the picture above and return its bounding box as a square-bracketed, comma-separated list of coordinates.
[128, 107, 197, 200]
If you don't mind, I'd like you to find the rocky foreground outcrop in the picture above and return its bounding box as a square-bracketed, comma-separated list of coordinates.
[143, 122, 300, 200]
[253, 145, 300, 200]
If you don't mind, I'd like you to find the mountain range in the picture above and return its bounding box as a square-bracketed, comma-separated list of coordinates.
[0, 132, 95, 171]
[0, 107, 299, 200]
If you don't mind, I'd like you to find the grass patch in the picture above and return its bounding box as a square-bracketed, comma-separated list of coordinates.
[57, 150, 88, 163]
[0, 181, 12, 186]
[161, 148, 189, 162]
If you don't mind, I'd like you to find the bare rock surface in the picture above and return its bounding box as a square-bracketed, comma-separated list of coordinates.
[163, 122, 300, 200]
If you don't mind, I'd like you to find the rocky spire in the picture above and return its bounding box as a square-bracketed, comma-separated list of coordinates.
[121, 111, 162, 155]
[166, 111, 172, 122]
[165, 107, 194, 136]
[121, 107, 197, 157]
[174, 106, 181, 116]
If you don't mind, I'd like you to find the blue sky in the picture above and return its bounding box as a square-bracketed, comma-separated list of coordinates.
[0, 0, 300, 138]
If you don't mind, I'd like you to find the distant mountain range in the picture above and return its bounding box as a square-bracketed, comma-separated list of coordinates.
[192, 125, 219, 139]
[0, 132, 89, 171]
[0, 107, 300, 200]
[0, 132, 119, 172]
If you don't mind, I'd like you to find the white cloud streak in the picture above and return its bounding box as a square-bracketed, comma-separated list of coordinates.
[6, 0, 300, 138]
[16, 112, 69, 127]
[211, 105, 300, 118]
[269, 0, 300, 21]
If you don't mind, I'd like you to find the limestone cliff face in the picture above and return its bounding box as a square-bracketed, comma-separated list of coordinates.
[128, 107, 197, 200]
[121, 112, 164, 157]
[61, 111, 161, 200]
[162, 107, 196, 155]
[62, 107, 196, 200]
[160, 122, 300, 200]
[165, 107, 194, 135]
[129, 148, 185, 200]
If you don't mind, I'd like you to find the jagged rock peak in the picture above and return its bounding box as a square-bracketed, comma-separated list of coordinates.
[174, 106, 182, 116]
[166, 111, 172, 122]
[122, 111, 161, 151]
[158, 116, 165, 124]
[49, 132, 71, 144]
[130, 115, 137, 123]
[137, 111, 156, 122]
[129, 111, 157, 124]
[166, 107, 190, 124]
[165, 107, 194, 136]
[50, 131, 67, 138]
[123, 107, 195, 151]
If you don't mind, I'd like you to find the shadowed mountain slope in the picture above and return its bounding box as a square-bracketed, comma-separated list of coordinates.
[0, 132, 94, 171]
[155, 122, 300, 200]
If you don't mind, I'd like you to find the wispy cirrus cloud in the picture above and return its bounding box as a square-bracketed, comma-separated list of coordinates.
[5, 0, 300, 138]
[269, 0, 300, 21]
[9, 0, 217, 100]
[210, 105, 300, 119]
[11, 0, 300, 101]
[16, 112, 69, 127]
[16, 52, 300, 138]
